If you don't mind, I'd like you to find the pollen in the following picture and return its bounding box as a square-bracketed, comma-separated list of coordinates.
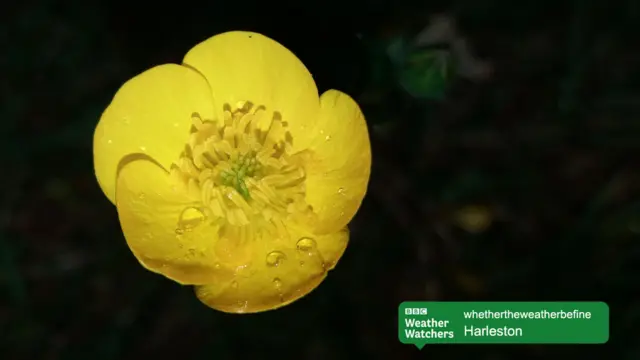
[169, 102, 314, 246]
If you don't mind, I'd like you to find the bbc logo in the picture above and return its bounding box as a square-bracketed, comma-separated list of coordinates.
[405, 307, 428, 315]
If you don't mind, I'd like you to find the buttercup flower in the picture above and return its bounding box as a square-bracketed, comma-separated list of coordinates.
[93, 31, 371, 313]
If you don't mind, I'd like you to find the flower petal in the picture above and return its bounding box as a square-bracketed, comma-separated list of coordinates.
[302, 90, 372, 234]
[194, 225, 349, 313]
[182, 31, 319, 136]
[115, 157, 232, 285]
[94, 64, 215, 204]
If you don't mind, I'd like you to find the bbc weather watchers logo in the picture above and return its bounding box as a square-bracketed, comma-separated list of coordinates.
[405, 307, 428, 316]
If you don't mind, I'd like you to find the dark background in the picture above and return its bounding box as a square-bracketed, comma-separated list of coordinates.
[2, 0, 640, 359]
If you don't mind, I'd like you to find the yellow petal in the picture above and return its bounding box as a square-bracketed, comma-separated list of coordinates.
[116, 157, 231, 285]
[93, 64, 215, 204]
[194, 225, 349, 313]
[302, 90, 372, 234]
[182, 31, 319, 137]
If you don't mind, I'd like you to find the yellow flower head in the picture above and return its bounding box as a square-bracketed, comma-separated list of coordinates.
[93, 31, 372, 313]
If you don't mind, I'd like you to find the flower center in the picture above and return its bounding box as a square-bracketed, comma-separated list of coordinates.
[169, 102, 314, 262]
[219, 150, 260, 199]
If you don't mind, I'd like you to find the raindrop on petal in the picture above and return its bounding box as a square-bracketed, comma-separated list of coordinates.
[236, 300, 248, 311]
[178, 207, 206, 231]
[296, 237, 317, 252]
[266, 251, 287, 267]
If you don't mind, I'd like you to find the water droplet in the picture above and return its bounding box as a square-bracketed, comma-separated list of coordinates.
[138, 192, 145, 200]
[296, 237, 316, 252]
[325, 135, 332, 141]
[231, 281, 238, 289]
[107, 139, 113, 144]
[175, 228, 184, 235]
[139, 146, 147, 151]
[266, 251, 286, 267]
[337, 187, 345, 195]
[188, 248, 196, 256]
[236, 300, 248, 310]
[178, 243, 184, 249]
[178, 207, 206, 231]
[297, 238, 316, 266]
[214, 262, 221, 270]
[273, 278, 285, 302]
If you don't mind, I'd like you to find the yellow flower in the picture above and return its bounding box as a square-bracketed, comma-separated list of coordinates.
[92, 31, 372, 313]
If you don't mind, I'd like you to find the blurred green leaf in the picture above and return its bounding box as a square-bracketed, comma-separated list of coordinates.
[383, 36, 454, 100]
[397, 48, 454, 100]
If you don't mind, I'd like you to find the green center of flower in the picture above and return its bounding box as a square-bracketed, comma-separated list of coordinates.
[219, 151, 261, 199]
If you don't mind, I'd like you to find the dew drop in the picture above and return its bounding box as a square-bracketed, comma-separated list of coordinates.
[337, 187, 345, 195]
[266, 251, 286, 267]
[273, 277, 282, 289]
[188, 248, 196, 256]
[296, 237, 317, 252]
[231, 280, 238, 289]
[178, 207, 206, 231]
[175, 228, 184, 235]
[214, 262, 221, 270]
[107, 139, 113, 144]
[297, 238, 316, 266]
[236, 300, 248, 310]
[139, 146, 147, 151]
[138, 192, 146, 200]
[274, 278, 285, 302]
[325, 135, 332, 141]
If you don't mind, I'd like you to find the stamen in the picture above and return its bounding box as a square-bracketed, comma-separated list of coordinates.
[171, 102, 315, 265]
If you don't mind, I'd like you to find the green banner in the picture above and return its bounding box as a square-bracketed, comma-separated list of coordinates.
[398, 301, 609, 348]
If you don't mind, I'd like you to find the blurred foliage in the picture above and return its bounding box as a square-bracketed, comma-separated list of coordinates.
[386, 37, 455, 100]
[2, 0, 640, 359]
